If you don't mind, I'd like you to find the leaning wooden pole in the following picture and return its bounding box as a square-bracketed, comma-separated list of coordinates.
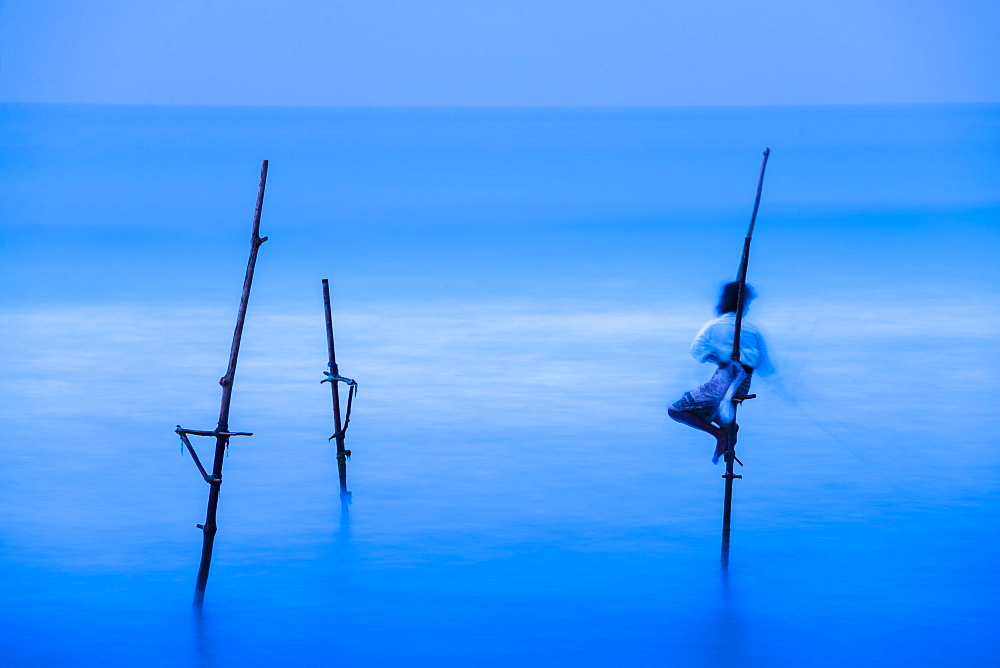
[322, 279, 348, 500]
[180, 160, 269, 608]
[721, 148, 769, 570]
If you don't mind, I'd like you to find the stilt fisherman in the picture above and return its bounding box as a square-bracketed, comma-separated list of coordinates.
[668, 281, 772, 463]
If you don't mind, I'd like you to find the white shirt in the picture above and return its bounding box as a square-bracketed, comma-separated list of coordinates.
[690, 313, 772, 374]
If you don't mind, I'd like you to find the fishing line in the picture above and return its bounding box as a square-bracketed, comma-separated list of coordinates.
[766, 297, 906, 495]
[767, 378, 907, 496]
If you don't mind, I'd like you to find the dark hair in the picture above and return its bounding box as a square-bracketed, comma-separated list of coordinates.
[717, 281, 756, 315]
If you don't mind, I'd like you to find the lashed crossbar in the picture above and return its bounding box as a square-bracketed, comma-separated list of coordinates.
[177, 426, 253, 483]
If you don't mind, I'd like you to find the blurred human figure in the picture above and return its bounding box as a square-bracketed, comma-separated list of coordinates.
[668, 281, 772, 463]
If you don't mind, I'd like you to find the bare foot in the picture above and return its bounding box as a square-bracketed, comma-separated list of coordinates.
[712, 423, 739, 464]
[712, 438, 726, 463]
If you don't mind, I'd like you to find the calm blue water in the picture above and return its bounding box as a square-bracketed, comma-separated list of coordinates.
[1, 104, 999, 666]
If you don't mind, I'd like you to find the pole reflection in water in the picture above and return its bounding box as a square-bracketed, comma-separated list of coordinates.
[338, 455, 352, 530]
[193, 607, 216, 668]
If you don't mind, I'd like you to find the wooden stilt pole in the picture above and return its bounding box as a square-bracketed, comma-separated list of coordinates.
[178, 160, 269, 608]
[721, 149, 769, 571]
[321, 279, 356, 508]
[322, 279, 347, 499]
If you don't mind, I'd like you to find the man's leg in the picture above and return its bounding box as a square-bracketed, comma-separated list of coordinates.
[712, 422, 738, 464]
[668, 407, 731, 461]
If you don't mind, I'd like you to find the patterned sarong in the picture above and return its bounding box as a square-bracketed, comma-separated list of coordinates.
[670, 363, 752, 424]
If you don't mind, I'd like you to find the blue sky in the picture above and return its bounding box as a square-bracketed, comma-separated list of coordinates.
[2, 0, 999, 106]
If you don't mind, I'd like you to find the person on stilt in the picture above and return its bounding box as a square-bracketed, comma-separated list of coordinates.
[668, 281, 772, 463]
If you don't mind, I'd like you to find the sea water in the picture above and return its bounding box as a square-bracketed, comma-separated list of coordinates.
[0, 104, 998, 666]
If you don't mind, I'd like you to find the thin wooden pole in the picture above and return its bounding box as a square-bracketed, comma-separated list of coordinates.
[321, 280, 349, 500]
[192, 160, 269, 607]
[721, 148, 769, 571]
